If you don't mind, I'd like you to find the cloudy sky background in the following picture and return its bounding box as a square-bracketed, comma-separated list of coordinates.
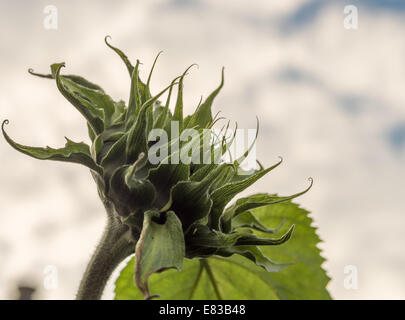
[1, 0, 405, 299]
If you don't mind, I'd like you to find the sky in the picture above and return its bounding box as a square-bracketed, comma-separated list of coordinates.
[1, 0, 405, 299]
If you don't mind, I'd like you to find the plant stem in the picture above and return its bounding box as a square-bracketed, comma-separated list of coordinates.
[76, 203, 135, 300]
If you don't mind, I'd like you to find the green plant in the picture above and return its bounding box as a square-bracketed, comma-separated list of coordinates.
[2, 37, 330, 300]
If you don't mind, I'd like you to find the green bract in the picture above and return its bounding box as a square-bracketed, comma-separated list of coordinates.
[2, 37, 313, 299]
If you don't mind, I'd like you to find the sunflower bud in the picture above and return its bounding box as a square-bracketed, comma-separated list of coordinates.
[2, 37, 312, 299]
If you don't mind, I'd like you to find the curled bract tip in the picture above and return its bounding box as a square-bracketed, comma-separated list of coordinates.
[2, 119, 10, 133]
[28, 68, 53, 79]
[277, 156, 284, 163]
[300, 177, 314, 195]
[104, 35, 112, 45]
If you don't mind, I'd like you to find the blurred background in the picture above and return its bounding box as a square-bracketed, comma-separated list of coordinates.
[1, 0, 405, 299]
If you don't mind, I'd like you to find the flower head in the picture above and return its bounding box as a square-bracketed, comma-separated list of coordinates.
[2, 37, 312, 299]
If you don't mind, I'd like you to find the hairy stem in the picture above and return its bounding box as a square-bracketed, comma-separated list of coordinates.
[76, 202, 135, 300]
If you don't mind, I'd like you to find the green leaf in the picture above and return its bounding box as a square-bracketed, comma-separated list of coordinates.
[2, 120, 102, 175]
[250, 199, 331, 299]
[134, 210, 185, 299]
[114, 199, 331, 300]
[115, 257, 283, 300]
